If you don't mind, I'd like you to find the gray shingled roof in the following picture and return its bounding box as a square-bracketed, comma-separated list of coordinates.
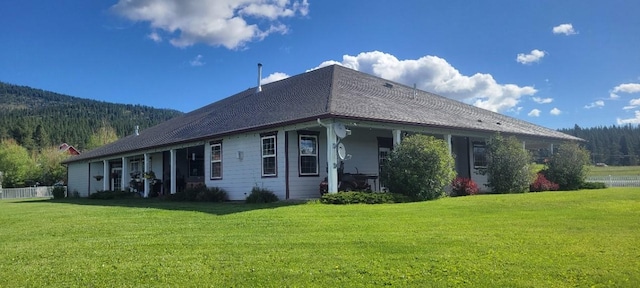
[64, 64, 581, 163]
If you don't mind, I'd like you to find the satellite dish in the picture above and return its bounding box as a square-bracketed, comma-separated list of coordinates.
[333, 122, 347, 138]
[337, 143, 347, 160]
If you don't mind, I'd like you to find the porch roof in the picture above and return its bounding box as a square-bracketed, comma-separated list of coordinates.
[64, 64, 581, 163]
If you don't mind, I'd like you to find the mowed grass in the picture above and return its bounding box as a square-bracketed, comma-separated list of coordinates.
[1, 189, 639, 287]
[589, 165, 640, 176]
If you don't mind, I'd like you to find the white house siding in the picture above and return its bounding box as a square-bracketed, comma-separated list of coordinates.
[287, 129, 327, 199]
[67, 162, 89, 197]
[204, 129, 287, 200]
[88, 161, 105, 195]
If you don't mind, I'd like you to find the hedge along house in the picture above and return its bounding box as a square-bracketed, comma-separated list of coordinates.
[63, 64, 581, 199]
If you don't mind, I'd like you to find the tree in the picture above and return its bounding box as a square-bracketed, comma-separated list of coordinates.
[0, 139, 35, 187]
[33, 146, 70, 186]
[86, 123, 119, 150]
[381, 134, 455, 201]
[484, 134, 533, 194]
[545, 142, 591, 190]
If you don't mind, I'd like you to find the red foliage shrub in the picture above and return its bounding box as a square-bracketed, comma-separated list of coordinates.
[451, 177, 479, 196]
[530, 173, 560, 192]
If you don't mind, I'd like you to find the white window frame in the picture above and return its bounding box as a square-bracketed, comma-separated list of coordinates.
[210, 142, 222, 180]
[261, 135, 277, 177]
[299, 134, 319, 176]
[473, 142, 487, 168]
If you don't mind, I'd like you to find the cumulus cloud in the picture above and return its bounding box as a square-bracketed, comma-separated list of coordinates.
[613, 83, 640, 94]
[309, 51, 537, 112]
[532, 97, 553, 104]
[609, 83, 640, 99]
[516, 49, 546, 64]
[550, 108, 562, 115]
[528, 109, 541, 117]
[111, 0, 309, 49]
[630, 98, 640, 106]
[147, 31, 162, 42]
[617, 111, 640, 125]
[189, 54, 204, 66]
[552, 23, 577, 35]
[584, 100, 605, 109]
[262, 72, 289, 84]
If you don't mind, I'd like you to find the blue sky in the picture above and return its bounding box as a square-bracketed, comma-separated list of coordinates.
[1, 0, 639, 129]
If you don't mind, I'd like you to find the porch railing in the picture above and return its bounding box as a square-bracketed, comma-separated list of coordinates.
[0, 186, 64, 199]
[586, 176, 640, 187]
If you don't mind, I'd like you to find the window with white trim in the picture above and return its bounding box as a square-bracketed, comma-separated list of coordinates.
[210, 142, 222, 180]
[299, 134, 319, 176]
[261, 134, 277, 177]
[473, 142, 487, 168]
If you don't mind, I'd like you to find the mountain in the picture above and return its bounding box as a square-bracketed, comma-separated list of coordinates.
[0, 81, 183, 152]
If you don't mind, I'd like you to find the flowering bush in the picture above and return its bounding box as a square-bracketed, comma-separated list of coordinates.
[451, 177, 479, 196]
[530, 173, 559, 192]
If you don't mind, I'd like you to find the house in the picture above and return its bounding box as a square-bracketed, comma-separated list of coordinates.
[59, 143, 81, 155]
[62, 64, 582, 199]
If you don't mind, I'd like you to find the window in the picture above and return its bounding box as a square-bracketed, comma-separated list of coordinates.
[299, 134, 319, 176]
[210, 141, 222, 180]
[473, 142, 487, 168]
[261, 133, 277, 177]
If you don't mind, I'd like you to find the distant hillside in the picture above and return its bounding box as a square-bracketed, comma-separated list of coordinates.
[0, 82, 183, 152]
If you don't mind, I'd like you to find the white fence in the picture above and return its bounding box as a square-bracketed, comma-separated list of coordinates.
[0, 186, 65, 199]
[587, 176, 640, 187]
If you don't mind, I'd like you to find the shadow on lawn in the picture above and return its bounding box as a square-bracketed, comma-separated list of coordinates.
[13, 198, 309, 216]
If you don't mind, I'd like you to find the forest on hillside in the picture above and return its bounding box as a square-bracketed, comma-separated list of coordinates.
[560, 125, 640, 166]
[0, 82, 183, 152]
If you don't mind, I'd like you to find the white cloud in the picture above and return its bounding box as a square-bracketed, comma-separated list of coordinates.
[147, 31, 162, 42]
[528, 109, 541, 117]
[584, 100, 605, 109]
[623, 106, 636, 110]
[630, 98, 640, 106]
[609, 93, 620, 100]
[532, 97, 553, 104]
[550, 108, 562, 115]
[262, 72, 289, 84]
[189, 54, 204, 66]
[552, 23, 577, 35]
[516, 49, 546, 64]
[617, 111, 640, 125]
[111, 0, 309, 49]
[612, 83, 640, 94]
[309, 51, 537, 112]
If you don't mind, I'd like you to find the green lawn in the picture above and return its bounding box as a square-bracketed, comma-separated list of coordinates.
[588, 165, 640, 176]
[1, 189, 639, 287]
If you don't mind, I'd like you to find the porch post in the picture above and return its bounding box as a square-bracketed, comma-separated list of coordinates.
[102, 160, 109, 191]
[392, 130, 402, 148]
[170, 149, 177, 194]
[549, 143, 554, 155]
[143, 153, 150, 198]
[446, 134, 452, 157]
[326, 123, 338, 193]
[522, 141, 526, 150]
[121, 157, 128, 191]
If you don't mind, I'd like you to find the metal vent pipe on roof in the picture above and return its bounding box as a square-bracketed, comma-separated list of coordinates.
[135, 125, 139, 136]
[256, 63, 262, 93]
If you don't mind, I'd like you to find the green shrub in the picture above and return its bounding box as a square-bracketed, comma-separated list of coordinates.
[320, 191, 410, 204]
[545, 142, 591, 190]
[580, 182, 607, 189]
[196, 186, 228, 202]
[88, 190, 136, 200]
[245, 187, 279, 203]
[52, 186, 66, 199]
[484, 134, 534, 194]
[381, 134, 455, 201]
[166, 184, 227, 202]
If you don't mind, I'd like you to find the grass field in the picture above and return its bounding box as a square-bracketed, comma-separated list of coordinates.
[1, 189, 639, 287]
[588, 165, 640, 176]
